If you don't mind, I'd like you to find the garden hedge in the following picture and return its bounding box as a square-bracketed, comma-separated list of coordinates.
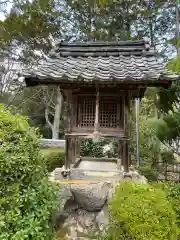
[0, 105, 59, 240]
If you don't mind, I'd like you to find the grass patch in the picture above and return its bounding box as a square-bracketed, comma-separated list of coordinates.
[41, 147, 65, 172]
[41, 147, 64, 155]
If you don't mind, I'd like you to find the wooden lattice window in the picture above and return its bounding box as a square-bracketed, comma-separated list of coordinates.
[76, 95, 122, 128]
[77, 96, 95, 127]
[100, 97, 121, 128]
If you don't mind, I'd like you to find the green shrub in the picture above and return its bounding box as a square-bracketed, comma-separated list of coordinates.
[154, 181, 180, 237]
[80, 139, 118, 157]
[105, 181, 177, 240]
[161, 150, 175, 164]
[137, 164, 158, 182]
[81, 139, 104, 157]
[41, 148, 65, 172]
[0, 105, 59, 240]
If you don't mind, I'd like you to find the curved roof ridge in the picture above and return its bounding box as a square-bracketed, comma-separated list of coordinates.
[57, 39, 149, 47]
[49, 39, 151, 58]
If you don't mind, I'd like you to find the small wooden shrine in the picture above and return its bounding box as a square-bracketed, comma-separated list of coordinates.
[23, 40, 178, 172]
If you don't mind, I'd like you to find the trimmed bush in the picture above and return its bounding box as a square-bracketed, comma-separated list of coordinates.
[41, 148, 65, 172]
[105, 181, 177, 240]
[0, 105, 59, 239]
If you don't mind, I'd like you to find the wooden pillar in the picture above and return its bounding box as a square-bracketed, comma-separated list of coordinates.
[129, 153, 132, 166]
[73, 137, 80, 163]
[65, 136, 76, 168]
[70, 137, 76, 164]
[123, 92, 130, 172]
[65, 90, 73, 133]
[123, 140, 129, 172]
[65, 135, 70, 169]
[75, 137, 81, 160]
[117, 140, 122, 169]
[73, 137, 77, 163]
[64, 89, 73, 169]
[121, 142, 124, 167]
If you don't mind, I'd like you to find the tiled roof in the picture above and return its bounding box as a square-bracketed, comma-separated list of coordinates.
[22, 40, 179, 86]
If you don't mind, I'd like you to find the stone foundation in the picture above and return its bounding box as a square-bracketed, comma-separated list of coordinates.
[53, 170, 147, 239]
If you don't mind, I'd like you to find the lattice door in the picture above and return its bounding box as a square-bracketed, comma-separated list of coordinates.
[77, 96, 95, 127]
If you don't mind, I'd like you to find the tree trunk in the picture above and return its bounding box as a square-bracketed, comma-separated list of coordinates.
[149, 17, 154, 48]
[52, 87, 62, 139]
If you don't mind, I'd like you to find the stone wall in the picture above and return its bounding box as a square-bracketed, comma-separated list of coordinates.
[157, 162, 180, 182]
[40, 139, 65, 148]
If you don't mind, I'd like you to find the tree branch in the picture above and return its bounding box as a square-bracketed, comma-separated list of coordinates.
[45, 108, 53, 129]
[0, 0, 11, 5]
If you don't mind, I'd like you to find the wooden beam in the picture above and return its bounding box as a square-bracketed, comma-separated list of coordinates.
[26, 78, 171, 89]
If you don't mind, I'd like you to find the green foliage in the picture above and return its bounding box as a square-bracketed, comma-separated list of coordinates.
[1, 0, 62, 60]
[81, 139, 104, 157]
[137, 165, 158, 182]
[163, 182, 180, 233]
[167, 55, 180, 73]
[104, 181, 177, 240]
[139, 118, 160, 165]
[131, 90, 177, 168]
[153, 181, 180, 237]
[136, 149, 174, 182]
[41, 148, 65, 172]
[1, 0, 176, 57]
[156, 85, 180, 114]
[67, 0, 173, 45]
[159, 57, 180, 114]
[153, 54, 180, 155]
[0, 105, 59, 239]
[161, 149, 175, 164]
[130, 95, 160, 166]
[152, 113, 180, 154]
[80, 139, 117, 158]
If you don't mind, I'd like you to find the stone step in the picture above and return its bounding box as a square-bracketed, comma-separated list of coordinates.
[52, 180, 103, 184]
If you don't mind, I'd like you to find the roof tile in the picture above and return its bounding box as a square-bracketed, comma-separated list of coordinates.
[22, 40, 179, 85]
